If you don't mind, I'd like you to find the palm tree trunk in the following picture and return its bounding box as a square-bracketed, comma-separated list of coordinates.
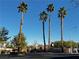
[48, 15, 50, 48]
[61, 17, 64, 53]
[42, 21, 46, 52]
[18, 12, 24, 52]
[19, 12, 24, 34]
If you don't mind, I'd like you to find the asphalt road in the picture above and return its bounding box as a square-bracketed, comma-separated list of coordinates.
[0, 53, 79, 59]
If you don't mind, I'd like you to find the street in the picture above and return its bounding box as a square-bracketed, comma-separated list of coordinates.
[0, 53, 79, 59]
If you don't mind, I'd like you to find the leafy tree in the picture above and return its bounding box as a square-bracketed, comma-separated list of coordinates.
[77, 42, 79, 48]
[6, 42, 14, 48]
[40, 11, 48, 51]
[54, 41, 62, 48]
[54, 41, 77, 48]
[11, 36, 18, 48]
[0, 27, 9, 43]
[58, 7, 67, 52]
[47, 3, 54, 48]
[12, 33, 27, 50]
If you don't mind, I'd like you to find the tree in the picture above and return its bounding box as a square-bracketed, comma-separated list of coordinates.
[77, 42, 79, 48]
[54, 41, 77, 48]
[11, 36, 18, 48]
[58, 7, 67, 52]
[17, 2, 27, 52]
[0, 27, 9, 43]
[12, 33, 27, 51]
[6, 41, 14, 48]
[47, 3, 54, 48]
[40, 11, 48, 51]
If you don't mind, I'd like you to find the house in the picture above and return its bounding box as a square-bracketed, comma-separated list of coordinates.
[0, 43, 12, 54]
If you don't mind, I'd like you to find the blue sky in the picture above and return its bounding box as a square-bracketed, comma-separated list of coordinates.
[0, 0, 79, 45]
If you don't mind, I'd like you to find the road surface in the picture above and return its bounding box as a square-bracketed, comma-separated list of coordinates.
[0, 53, 79, 59]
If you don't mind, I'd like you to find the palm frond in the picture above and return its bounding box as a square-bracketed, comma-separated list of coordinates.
[17, 2, 27, 13]
[40, 11, 48, 22]
[58, 7, 67, 18]
[47, 3, 54, 12]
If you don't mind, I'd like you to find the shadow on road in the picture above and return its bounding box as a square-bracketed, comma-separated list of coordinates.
[50, 56, 79, 59]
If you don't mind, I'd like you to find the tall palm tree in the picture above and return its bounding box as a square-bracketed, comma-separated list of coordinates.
[58, 7, 67, 52]
[47, 3, 54, 48]
[17, 2, 27, 52]
[40, 11, 48, 51]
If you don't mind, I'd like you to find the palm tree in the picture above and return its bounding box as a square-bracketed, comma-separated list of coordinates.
[17, 2, 27, 52]
[47, 3, 54, 48]
[58, 7, 67, 52]
[40, 11, 48, 51]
